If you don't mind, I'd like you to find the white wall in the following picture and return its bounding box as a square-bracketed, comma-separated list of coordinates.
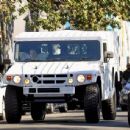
[13, 1, 28, 36]
[13, 15, 26, 36]
[8, 1, 27, 61]
[119, 21, 130, 71]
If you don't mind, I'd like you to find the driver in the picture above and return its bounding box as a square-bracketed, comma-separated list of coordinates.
[29, 49, 38, 60]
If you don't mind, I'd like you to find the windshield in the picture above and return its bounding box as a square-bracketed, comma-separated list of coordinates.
[14, 40, 100, 62]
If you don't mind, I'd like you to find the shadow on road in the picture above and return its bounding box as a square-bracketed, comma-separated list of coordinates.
[0, 119, 129, 130]
[0, 111, 129, 130]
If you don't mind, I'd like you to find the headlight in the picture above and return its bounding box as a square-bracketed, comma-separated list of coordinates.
[77, 75, 85, 83]
[13, 76, 21, 84]
[68, 78, 73, 84]
[24, 79, 30, 85]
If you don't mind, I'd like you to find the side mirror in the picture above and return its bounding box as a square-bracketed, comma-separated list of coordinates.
[105, 51, 114, 58]
[3, 59, 11, 64]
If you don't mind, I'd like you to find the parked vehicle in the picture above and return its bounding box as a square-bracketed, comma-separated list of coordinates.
[56, 103, 68, 113]
[47, 103, 68, 113]
[117, 21, 130, 109]
[120, 80, 130, 111]
[46, 104, 54, 113]
[3, 30, 119, 123]
[128, 93, 130, 126]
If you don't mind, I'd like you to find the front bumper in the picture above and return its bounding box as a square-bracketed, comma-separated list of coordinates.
[23, 86, 75, 96]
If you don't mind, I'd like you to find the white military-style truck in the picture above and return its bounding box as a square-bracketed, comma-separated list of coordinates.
[3, 30, 119, 123]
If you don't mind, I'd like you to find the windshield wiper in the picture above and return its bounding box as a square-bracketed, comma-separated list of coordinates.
[22, 59, 43, 62]
[47, 58, 66, 61]
[79, 57, 92, 61]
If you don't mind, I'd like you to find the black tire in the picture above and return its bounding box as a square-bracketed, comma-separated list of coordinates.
[121, 105, 127, 111]
[102, 92, 116, 120]
[128, 93, 130, 126]
[31, 103, 46, 121]
[5, 86, 22, 123]
[84, 84, 100, 123]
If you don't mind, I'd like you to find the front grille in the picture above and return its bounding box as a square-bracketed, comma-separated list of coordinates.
[30, 74, 73, 84]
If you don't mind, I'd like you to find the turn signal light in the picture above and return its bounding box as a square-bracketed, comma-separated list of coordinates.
[24, 79, 30, 85]
[6, 75, 13, 81]
[86, 74, 92, 80]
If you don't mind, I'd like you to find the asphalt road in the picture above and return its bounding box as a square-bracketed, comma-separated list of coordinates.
[0, 110, 129, 130]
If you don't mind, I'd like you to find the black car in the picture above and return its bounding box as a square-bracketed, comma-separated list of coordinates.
[128, 93, 130, 126]
[120, 82, 130, 111]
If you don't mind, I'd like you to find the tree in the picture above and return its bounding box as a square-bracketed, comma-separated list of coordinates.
[19, 0, 130, 31]
[19, 0, 62, 31]
[59, 0, 130, 30]
[0, 0, 16, 63]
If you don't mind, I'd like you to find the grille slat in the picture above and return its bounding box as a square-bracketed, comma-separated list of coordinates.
[56, 74, 67, 77]
[30, 74, 73, 84]
[43, 80, 55, 84]
[56, 80, 65, 84]
[43, 75, 55, 78]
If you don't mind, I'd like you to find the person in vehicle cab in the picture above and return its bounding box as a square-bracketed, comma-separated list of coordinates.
[122, 63, 130, 85]
[29, 49, 38, 60]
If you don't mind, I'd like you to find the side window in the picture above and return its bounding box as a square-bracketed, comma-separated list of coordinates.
[103, 43, 107, 62]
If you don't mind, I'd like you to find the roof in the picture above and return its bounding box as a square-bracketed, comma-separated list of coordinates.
[15, 30, 116, 41]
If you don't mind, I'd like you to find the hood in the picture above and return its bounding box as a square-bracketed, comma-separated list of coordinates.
[6, 62, 100, 75]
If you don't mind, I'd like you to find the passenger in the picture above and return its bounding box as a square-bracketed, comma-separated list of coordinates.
[19, 52, 30, 61]
[29, 49, 38, 60]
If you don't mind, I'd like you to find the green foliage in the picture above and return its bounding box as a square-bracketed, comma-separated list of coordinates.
[0, 0, 18, 63]
[1, 0, 130, 32]
[0, 0, 16, 47]
[0, 0, 16, 23]
[19, 0, 62, 31]
[18, 0, 130, 31]
[59, 0, 121, 30]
